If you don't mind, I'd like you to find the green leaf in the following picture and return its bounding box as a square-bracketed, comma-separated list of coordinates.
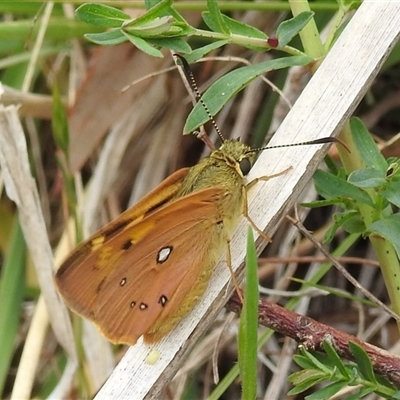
[184, 55, 312, 133]
[185, 40, 229, 63]
[145, 0, 163, 9]
[392, 391, 400, 399]
[350, 118, 387, 172]
[123, 15, 175, 37]
[52, 84, 69, 156]
[302, 198, 349, 208]
[381, 179, 400, 208]
[348, 168, 387, 189]
[0, 221, 25, 396]
[322, 341, 349, 378]
[76, 3, 131, 27]
[341, 214, 366, 234]
[122, 31, 164, 57]
[323, 210, 362, 243]
[300, 349, 331, 374]
[203, 0, 230, 34]
[203, 11, 267, 39]
[238, 228, 259, 400]
[129, 0, 174, 27]
[367, 214, 400, 259]
[85, 30, 127, 46]
[349, 342, 377, 383]
[338, 0, 362, 12]
[276, 11, 314, 48]
[291, 279, 373, 306]
[287, 369, 327, 395]
[292, 355, 317, 370]
[148, 37, 191, 54]
[386, 161, 400, 178]
[345, 387, 376, 400]
[314, 169, 374, 207]
[306, 381, 349, 400]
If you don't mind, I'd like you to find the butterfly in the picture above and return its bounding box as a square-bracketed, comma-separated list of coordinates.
[55, 55, 338, 345]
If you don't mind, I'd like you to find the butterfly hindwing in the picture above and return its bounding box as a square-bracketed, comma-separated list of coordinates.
[57, 183, 232, 345]
[93, 187, 230, 345]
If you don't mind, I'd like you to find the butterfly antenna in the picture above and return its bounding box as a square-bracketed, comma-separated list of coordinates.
[174, 54, 225, 144]
[246, 136, 350, 155]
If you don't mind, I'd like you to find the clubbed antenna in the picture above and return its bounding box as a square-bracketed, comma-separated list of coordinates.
[246, 137, 349, 155]
[174, 54, 225, 144]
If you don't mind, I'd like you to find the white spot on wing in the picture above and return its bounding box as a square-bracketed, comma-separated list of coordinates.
[157, 246, 173, 263]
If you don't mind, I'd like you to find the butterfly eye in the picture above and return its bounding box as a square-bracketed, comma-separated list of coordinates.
[239, 157, 252, 175]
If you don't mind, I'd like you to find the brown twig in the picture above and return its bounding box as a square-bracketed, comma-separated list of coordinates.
[226, 291, 400, 386]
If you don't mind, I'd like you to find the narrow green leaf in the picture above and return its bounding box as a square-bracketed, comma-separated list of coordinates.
[306, 381, 349, 400]
[287, 369, 327, 395]
[302, 351, 332, 375]
[85, 30, 127, 46]
[185, 40, 229, 63]
[322, 341, 349, 378]
[0, 221, 26, 396]
[345, 387, 376, 400]
[238, 228, 259, 400]
[276, 11, 314, 48]
[148, 37, 191, 54]
[348, 342, 377, 383]
[76, 3, 131, 27]
[123, 16, 175, 37]
[184, 55, 312, 133]
[302, 198, 348, 208]
[292, 355, 317, 370]
[204, 0, 230, 34]
[392, 390, 400, 399]
[313, 169, 374, 208]
[203, 11, 267, 39]
[323, 210, 362, 243]
[129, 0, 174, 27]
[145, 0, 162, 9]
[52, 84, 69, 156]
[350, 118, 387, 172]
[348, 168, 387, 189]
[339, 0, 362, 12]
[122, 31, 164, 58]
[367, 214, 400, 259]
[341, 214, 366, 235]
[291, 279, 374, 306]
[381, 180, 400, 208]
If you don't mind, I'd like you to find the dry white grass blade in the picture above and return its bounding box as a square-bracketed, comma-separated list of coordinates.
[10, 296, 48, 400]
[95, 2, 400, 398]
[0, 104, 78, 392]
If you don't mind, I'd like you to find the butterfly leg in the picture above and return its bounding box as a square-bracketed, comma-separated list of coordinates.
[225, 239, 244, 303]
[243, 167, 292, 242]
[246, 167, 292, 191]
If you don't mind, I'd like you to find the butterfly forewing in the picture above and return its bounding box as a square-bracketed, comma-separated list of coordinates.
[58, 186, 233, 345]
[55, 169, 190, 317]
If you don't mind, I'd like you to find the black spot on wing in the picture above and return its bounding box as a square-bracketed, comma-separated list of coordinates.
[96, 277, 107, 294]
[159, 295, 168, 307]
[121, 240, 133, 250]
[102, 219, 133, 238]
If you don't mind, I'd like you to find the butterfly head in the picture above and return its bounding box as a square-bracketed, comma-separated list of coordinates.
[218, 138, 257, 177]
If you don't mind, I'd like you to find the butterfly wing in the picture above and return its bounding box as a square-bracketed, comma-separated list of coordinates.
[56, 183, 233, 345]
[56, 168, 189, 316]
[95, 187, 230, 344]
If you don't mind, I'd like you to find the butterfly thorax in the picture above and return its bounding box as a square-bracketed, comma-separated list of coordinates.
[173, 139, 256, 198]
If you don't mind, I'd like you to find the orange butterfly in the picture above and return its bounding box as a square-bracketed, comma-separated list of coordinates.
[55, 56, 338, 345]
[55, 138, 258, 345]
